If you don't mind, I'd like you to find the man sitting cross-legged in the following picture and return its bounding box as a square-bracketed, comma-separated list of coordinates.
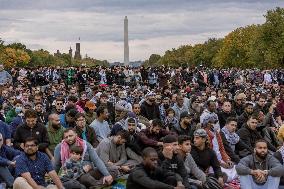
[96, 130, 138, 175]
[236, 139, 284, 189]
[13, 137, 64, 189]
[54, 128, 115, 188]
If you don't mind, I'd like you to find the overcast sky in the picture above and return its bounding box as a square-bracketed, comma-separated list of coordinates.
[0, 0, 283, 62]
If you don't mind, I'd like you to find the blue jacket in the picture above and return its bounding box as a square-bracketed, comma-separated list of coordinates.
[0, 120, 11, 140]
[0, 145, 21, 166]
[59, 114, 74, 128]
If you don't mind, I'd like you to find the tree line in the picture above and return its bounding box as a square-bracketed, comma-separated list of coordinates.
[144, 7, 284, 69]
[0, 40, 109, 68]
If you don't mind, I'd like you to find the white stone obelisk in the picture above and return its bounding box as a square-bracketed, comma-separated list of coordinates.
[124, 16, 129, 66]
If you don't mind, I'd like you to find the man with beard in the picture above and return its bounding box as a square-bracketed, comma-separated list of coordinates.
[74, 113, 99, 148]
[159, 97, 171, 123]
[137, 119, 174, 150]
[34, 102, 48, 124]
[52, 97, 65, 115]
[237, 114, 276, 157]
[232, 92, 246, 116]
[14, 109, 50, 154]
[59, 108, 78, 128]
[90, 106, 111, 142]
[14, 137, 64, 189]
[54, 128, 114, 188]
[96, 93, 115, 125]
[96, 130, 136, 175]
[125, 118, 143, 163]
[202, 114, 238, 182]
[140, 91, 160, 120]
[172, 94, 189, 122]
[189, 96, 203, 125]
[84, 100, 97, 125]
[47, 113, 65, 155]
[127, 147, 185, 189]
[237, 102, 254, 129]
[254, 95, 268, 114]
[132, 102, 150, 127]
[236, 139, 283, 189]
[171, 111, 195, 139]
[200, 100, 220, 130]
[110, 117, 143, 163]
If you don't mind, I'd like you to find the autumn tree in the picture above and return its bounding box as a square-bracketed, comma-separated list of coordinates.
[0, 47, 30, 68]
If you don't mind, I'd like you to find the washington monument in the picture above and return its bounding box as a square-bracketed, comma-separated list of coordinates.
[124, 16, 129, 66]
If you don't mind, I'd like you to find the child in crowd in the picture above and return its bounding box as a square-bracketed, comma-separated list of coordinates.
[61, 145, 98, 189]
[164, 108, 178, 131]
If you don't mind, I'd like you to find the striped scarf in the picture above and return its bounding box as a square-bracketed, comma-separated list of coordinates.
[205, 128, 230, 162]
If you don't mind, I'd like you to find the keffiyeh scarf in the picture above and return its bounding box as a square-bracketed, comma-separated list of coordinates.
[221, 127, 240, 145]
[61, 136, 87, 165]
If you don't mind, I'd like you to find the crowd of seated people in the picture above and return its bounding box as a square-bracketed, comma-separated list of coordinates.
[0, 65, 284, 188]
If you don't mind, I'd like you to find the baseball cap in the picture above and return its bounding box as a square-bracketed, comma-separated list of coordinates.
[85, 101, 96, 110]
[193, 129, 208, 138]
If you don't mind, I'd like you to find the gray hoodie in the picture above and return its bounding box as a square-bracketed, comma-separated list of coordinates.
[236, 154, 284, 185]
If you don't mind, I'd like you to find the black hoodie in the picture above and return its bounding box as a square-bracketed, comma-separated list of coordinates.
[127, 164, 181, 189]
[14, 122, 49, 152]
[158, 151, 190, 189]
